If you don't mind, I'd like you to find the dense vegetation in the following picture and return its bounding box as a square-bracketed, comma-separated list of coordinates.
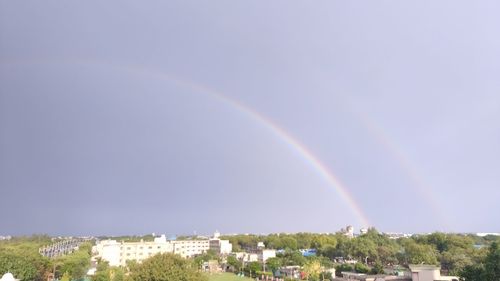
[222, 229, 499, 276]
[459, 242, 500, 281]
[92, 254, 207, 281]
[0, 236, 91, 281]
[1, 231, 498, 281]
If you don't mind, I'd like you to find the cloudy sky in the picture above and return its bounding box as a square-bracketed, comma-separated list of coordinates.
[1, 1, 499, 236]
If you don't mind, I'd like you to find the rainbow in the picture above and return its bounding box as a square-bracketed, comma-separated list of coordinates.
[170, 76, 372, 228]
[345, 103, 449, 229]
[1, 58, 372, 227]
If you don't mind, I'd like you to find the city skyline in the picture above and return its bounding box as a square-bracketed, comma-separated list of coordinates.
[1, 1, 500, 235]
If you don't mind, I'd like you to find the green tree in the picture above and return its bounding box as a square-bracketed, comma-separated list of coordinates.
[56, 245, 91, 279]
[277, 250, 306, 266]
[193, 250, 219, 269]
[92, 260, 111, 281]
[280, 237, 298, 250]
[110, 267, 125, 281]
[129, 253, 206, 281]
[440, 247, 474, 275]
[265, 257, 281, 274]
[484, 242, 500, 281]
[349, 237, 377, 263]
[303, 260, 321, 281]
[247, 262, 261, 274]
[333, 234, 352, 258]
[400, 239, 438, 265]
[0, 250, 48, 281]
[125, 259, 139, 273]
[335, 264, 353, 276]
[226, 256, 242, 272]
[60, 272, 71, 281]
[370, 262, 384, 274]
[354, 263, 369, 273]
[318, 245, 337, 260]
[460, 264, 485, 281]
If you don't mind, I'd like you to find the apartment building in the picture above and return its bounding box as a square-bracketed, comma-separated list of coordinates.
[172, 239, 210, 258]
[209, 238, 232, 255]
[94, 233, 232, 266]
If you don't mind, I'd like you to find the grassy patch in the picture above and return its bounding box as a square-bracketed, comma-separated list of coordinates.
[206, 272, 254, 281]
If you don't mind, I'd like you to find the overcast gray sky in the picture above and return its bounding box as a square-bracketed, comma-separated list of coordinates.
[1, 1, 499, 236]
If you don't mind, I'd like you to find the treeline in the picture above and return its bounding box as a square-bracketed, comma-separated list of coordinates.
[222, 229, 499, 275]
[0, 236, 92, 281]
[96, 235, 156, 243]
[92, 254, 206, 281]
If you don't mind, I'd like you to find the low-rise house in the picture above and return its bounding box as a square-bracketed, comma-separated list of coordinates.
[232, 252, 259, 262]
[336, 272, 411, 281]
[276, 266, 301, 279]
[409, 265, 459, 281]
[202, 260, 220, 273]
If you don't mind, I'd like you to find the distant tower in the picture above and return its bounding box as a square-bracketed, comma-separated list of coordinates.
[345, 226, 354, 238]
[213, 230, 221, 239]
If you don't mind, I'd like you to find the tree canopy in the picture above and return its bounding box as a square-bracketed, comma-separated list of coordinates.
[129, 253, 207, 281]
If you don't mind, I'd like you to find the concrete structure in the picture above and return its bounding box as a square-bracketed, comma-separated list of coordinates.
[93, 232, 232, 266]
[328, 266, 458, 281]
[201, 260, 220, 273]
[325, 268, 336, 278]
[0, 273, 19, 281]
[39, 237, 93, 258]
[277, 266, 301, 279]
[209, 238, 232, 255]
[95, 237, 175, 266]
[409, 265, 458, 281]
[338, 272, 411, 281]
[172, 239, 209, 258]
[238, 242, 276, 263]
[94, 240, 122, 266]
[476, 232, 500, 237]
[384, 233, 413, 240]
[232, 252, 259, 262]
[339, 225, 355, 238]
[259, 249, 276, 262]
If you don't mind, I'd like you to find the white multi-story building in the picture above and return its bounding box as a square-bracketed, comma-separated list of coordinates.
[172, 239, 210, 258]
[94, 235, 175, 266]
[94, 233, 232, 267]
[94, 240, 122, 266]
[209, 239, 232, 255]
[259, 249, 276, 262]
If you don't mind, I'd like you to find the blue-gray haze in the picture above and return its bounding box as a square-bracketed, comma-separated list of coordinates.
[1, 1, 499, 236]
